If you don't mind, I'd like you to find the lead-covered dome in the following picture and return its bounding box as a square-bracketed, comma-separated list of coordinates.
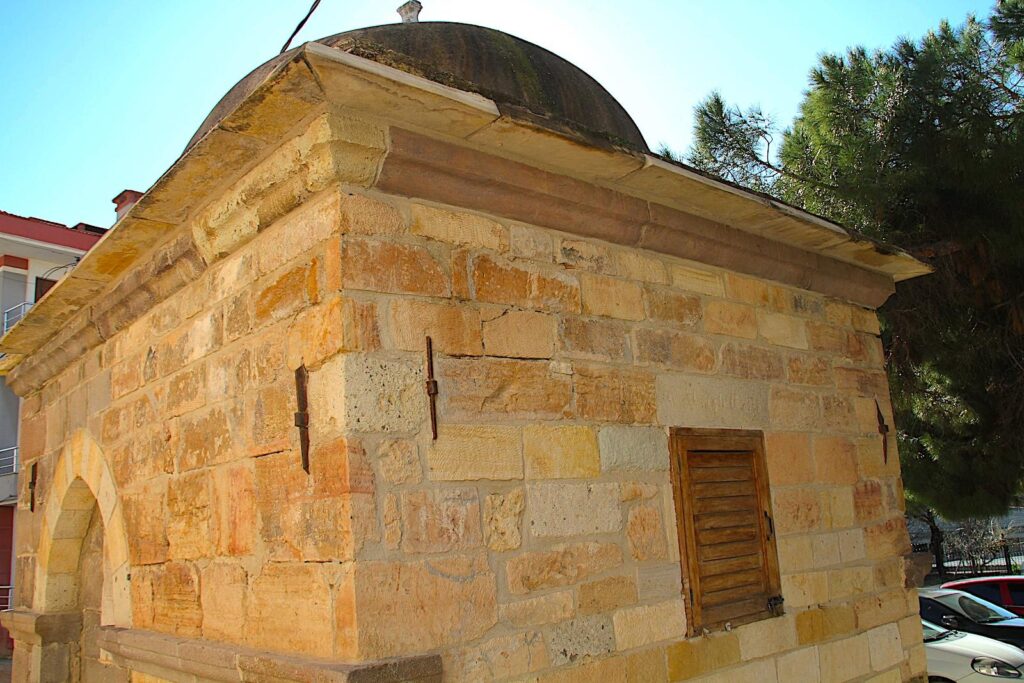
[187, 22, 648, 153]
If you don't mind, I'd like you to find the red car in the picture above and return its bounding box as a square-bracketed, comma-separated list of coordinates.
[942, 576, 1024, 617]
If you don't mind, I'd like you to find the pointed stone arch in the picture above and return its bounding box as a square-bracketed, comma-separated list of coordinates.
[35, 429, 131, 627]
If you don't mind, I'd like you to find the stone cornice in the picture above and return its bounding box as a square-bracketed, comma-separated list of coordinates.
[0, 41, 929, 385]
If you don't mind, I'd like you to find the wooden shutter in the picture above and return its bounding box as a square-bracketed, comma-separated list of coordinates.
[669, 428, 782, 634]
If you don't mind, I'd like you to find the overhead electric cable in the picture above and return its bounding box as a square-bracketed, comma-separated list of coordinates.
[281, 0, 323, 54]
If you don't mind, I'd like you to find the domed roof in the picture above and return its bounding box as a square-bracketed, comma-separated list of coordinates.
[187, 22, 648, 153]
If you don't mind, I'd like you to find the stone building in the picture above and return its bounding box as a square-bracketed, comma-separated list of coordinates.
[0, 16, 932, 683]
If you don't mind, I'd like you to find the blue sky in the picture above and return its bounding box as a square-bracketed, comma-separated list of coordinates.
[0, 0, 993, 228]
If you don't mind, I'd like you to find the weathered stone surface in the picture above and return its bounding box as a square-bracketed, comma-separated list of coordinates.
[787, 355, 834, 386]
[211, 462, 256, 556]
[764, 432, 814, 486]
[200, 562, 247, 642]
[428, 425, 523, 481]
[354, 555, 497, 658]
[444, 631, 548, 681]
[387, 300, 482, 356]
[777, 646, 820, 682]
[627, 504, 668, 560]
[598, 425, 668, 471]
[559, 316, 630, 361]
[613, 600, 686, 650]
[667, 632, 741, 680]
[635, 328, 717, 372]
[472, 253, 580, 313]
[578, 575, 637, 615]
[341, 237, 449, 297]
[574, 364, 656, 424]
[439, 357, 573, 421]
[340, 193, 405, 236]
[310, 353, 425, 436]
[579, 273, 644, 320]
[482, 310, 557, 359]
[757, 310, 808, 349]
[483, 488, 524, 551]
[523, 425, 599, 479]
[644, 286, 702, 326]
[377, 439, 422, 485]
[400, 488, 482, 554]
[166, 471, 212, 560]
[770, 387, 821, 430]
[410, 204, 507, 251]
[658, 374, 768, 429]
[819, 633, 871, 681]
[505, 542, 623, 594]
[246, 563, 334, 657]
[546, 616, 615, 666]
[150, 562, 202, 637]
[122, 480, 168, 565]
[719, 342, 784, 380]
[772, 487, 822, 534]
[669, 263, 725, 297]
[527, 483, 621, 539]
[704, 300, 757, 339]
[737, 614, 797, 660]
[500, 590, 574, 627]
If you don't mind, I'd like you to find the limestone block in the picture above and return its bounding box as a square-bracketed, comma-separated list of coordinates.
[787, 355, 834, 386]
[310, 353, 426, 437]
[377, 439, 422, 485]
[387, 299, 482, 356]
[559, 316, 631, 361]
[726, 273, 790, 311]
[505, 542, 623, 594]
[354, 555, 497, 658]
[410, 204, 508, 251]
[704, 300, 757, 339]
[151, 562, 203, 637]
[580, 273, 644, 321]
[524, 425, 599, 479]
[579, 575, 638, 615]
[546, 616, 615, 666]
[795, 605, 857, 645]
[643, 286, 702, 327]
[254, 262, 313, 326]
[211, 461, 256, 556]
[471, 253, 581, 313]
[829, 566, 875, 601]
[341, 236, 449, 297]
[483, 488, 524, 551]
[427, 425, 523, 481]
[443, 631, 548, 681]
[500, 590, 574, 627]
[637, 563, 683, 603]
[400, 488, 482, 554]
[736, 614, 797, 660]
[819, 633, 871, 682]
[657, 374, 768, 430]
[613, 249, 669, 284]
[854, 480, 886, 523]
[620, 482, 659, 501]
[757, 309, 808, 349]
[669, 263, 725, 297]
[627, 504, 668, 561]
[769, 387, 821, 431]
[248, 383, 293, 455]
[613, 599, 686, 650]
[719, 342, 784, 380]
[666, 632, 741, 680]
[764, 432, 813, 486]
[482, 310, 557, 359]
[246, 563, 334, 657]
[811, 534, 841, 568]
[177, 403, 242, 471]
[599, 426, 668, 472]
[772, 487, 822, 535]
[863, 518, 912, 560]
[201, 563, 247, 642]
[340, 193, 405, 236]
[166, 471, 212, 560]
[635, 328, 717, 372]
[781, 570, 829, 609]
[558, 238, 611, 272]
[255, 189, 342, 276]
[509, 224, 555, 262]
[575, 364, 656, 424]
[438, 357, 572, 421]
[527, 482, 621, 539]
[122, 480, 168, 565]
[777, 646, 820, 683]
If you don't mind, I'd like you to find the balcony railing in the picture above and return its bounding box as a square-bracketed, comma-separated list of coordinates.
[0, 447, 17, 476]
[2, 302, 31, 333]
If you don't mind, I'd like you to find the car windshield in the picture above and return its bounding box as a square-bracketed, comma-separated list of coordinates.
[935, 591, 1018, 624]
[922, 619, 954, 642]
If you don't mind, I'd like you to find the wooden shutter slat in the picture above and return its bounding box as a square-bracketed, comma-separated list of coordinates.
[695, 511, 759, 530]
[693, 480, 756, 498]
[700, 539, 762, 561]
[692, 495, 757, 514]
[690, 466, 753, 483]
[696, 526, 758, 545]
[670, 429, 782, 636]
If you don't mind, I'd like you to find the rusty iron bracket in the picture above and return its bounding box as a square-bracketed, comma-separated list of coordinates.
[425, 337, 439, 440]
[28, 462, 37, 512]
[875, 399, 891, 464]
[295, 365, 311, 473]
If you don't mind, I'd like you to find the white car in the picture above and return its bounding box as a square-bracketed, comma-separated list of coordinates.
[925, 618, 1024, 681]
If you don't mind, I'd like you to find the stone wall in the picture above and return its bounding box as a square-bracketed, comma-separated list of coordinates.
[11, 111, 925, 682]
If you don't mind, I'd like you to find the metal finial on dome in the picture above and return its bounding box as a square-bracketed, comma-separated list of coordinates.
[397, 1, 422, 23]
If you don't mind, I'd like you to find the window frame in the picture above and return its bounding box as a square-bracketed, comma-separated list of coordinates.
[669, 427, 783, 636]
